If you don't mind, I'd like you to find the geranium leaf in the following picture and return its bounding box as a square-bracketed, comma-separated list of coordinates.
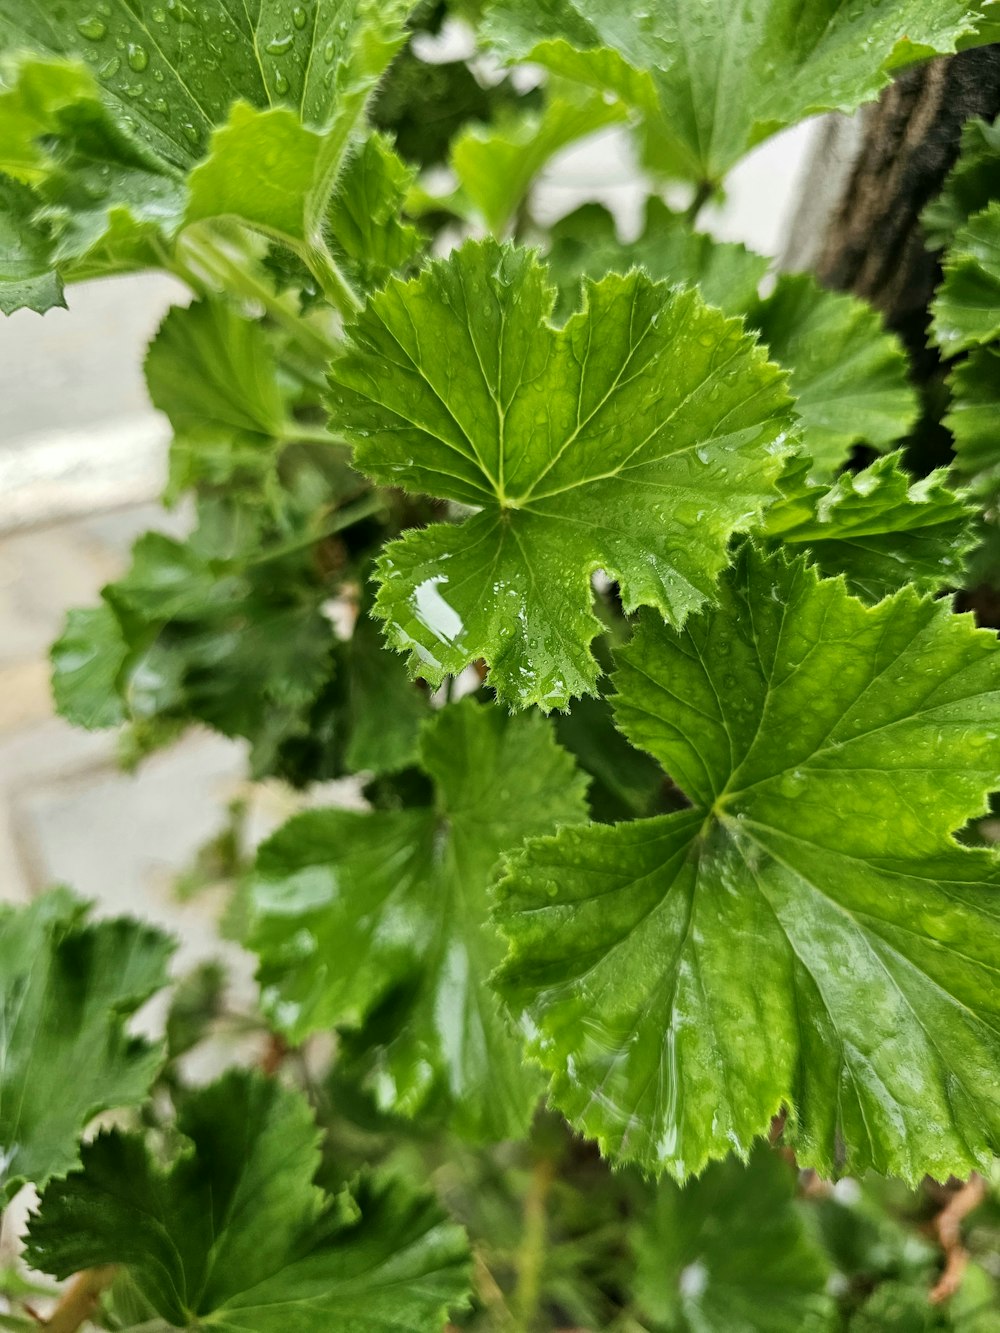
[946, 345, 1000, 500]
[494, 543, 1000, 1181]
[0, 889, 173, 1201]
[634, 1149, 833, 1332]
[547, 197, 769, 319]
[327, 133, 424, 288]
[0, 2, 416, 295]
[764, 452, 976, 602]
[923, 114, 1000, 250]
[26, 1072, 471, 1331]
[451, 89, 628, 236]
[746, 273, 918, 478]
[483, 0, 983, 184]
[0, 176, 65, 314]
[329, 238, 794, 708]
[931, 202, 1000, 356]
[246, 696, 589, 1139]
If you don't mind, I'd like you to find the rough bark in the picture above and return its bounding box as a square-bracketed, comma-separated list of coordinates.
[787, 46, 1000, 369]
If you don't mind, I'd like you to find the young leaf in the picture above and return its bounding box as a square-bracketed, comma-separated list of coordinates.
[923, 114, 1000, 250]
[931, 202, 1000, 356]
[0, 176, 65, 315]
[0, 889, 173, 1200]
[764, 452, 976, 602]
[145, 298, 291, 494]
[327, 133, 424, 288]
[946, 345, 1000, 500]
[247, 697, 589, 1139]
[547, 197, 769, 319]
[746, 273, 919, 478]
[634, 1149, 833, 1332]
[26, 1072, 471, 1331]
[494, 544, 1000, 1182]
[451, 90, 628, 236]
[329, 238, 794, 708]
[0, 2, 416, 297]
[483, 0, 983, 185]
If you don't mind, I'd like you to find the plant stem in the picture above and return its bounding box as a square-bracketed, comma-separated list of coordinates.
[512, 1158, 554, 1332]
[43, 1267, 117, 1333]
[172, 228, 338, 363]
[301, 239, 363, 318]
[685, 179, 714, 227]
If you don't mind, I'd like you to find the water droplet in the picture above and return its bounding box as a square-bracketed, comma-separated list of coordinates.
[275, 70, 289, 94]
[76, 16, 107, 39]
[323, 39, 336, 62]
[99, 54, 121, 77]
[182, 121, 199, 143]
[127, 42, 149, 71]
[779, 770, 806, 799]
[292, 4, 307, 28]
[266, 33, 294, 55]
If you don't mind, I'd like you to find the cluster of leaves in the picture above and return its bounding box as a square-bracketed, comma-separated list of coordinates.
[5, 0, 1000, 1327]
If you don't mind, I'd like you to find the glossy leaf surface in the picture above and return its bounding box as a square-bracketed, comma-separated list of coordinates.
[483, 0, 982, 183]
[765, 453, 976, 602]
[329, 238, 794, 708]
[26, 1072, 471, 1331]
[547, 198, 769, 319]
[0, 889, 172, 1200]
[932, 202, 1000, 356]
[495, 545, 1000, 1180]
[247, 697, 589, 1139]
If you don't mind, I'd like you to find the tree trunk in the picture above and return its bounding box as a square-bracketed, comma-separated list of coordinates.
[785, 46, 1000, 370]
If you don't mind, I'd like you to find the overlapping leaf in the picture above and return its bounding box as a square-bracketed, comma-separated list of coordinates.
[923, 114, 1000, 250]
[0, 1, 416, 299]
[495, 544, 1000, 1181]
[247, 697, 589, 1139]
[765, 452, 976, 602]
[946, 346, 1000, 500]
[451, 90, 627, 235]
[932, 202, 1000, 356]
[0, 889, 173, 1200]
[26, 1072, 471, 1331]
[746, 273, 918, 477]
[547, 197, 769, 319]
[634, 1149, 833, 1332]
[483, 0, 983, 185]
[329, 237, 794, 708]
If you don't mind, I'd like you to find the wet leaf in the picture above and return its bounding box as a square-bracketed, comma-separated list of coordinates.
[495, 544, 1000, 1180]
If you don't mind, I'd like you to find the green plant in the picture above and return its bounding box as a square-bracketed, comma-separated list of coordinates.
[3, 1, 1000, 1328]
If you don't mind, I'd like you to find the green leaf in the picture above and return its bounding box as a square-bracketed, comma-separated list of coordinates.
[764, 452, 976, 602]
[0, 2, 416, 295]
[547, 197, 769, 320]
[49, 605, 129, 730]
[634, 1149, 833, 1332]
[931, 202, 1000, 356]
[329, 238, 794, 709]
[342, 598, 428, 774]
[451, 89, 627, 235]
[747, 273, 918, 478]
[143, 297, 305, 499]
[483, 0, 982, 184]
[946, 345, 1000, 500]
[327, 133, 424, 288]
[0, 888, 173, 1200]
[923, 115, 1000, 250]
[494, 544, 1000, 1181]
[247, 696, 589, 1138]
[0, 175, 64, 314]
[26, 1072, 471, 1331]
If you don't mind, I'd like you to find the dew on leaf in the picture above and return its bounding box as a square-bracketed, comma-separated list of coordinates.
[292, 4, 307, 28]
[127, 43, 149, 72]
[266, 33, 295, 55]
[99, 55, 121, 77]
[76, 16, 107, 40]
